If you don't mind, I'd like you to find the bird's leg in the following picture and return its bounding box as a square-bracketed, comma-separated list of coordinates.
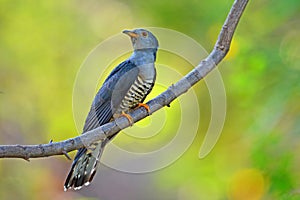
[137, 103, 151, 114]
[120, 111, 134, 126]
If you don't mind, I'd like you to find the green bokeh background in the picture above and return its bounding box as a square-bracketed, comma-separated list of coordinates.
[1, 0, 300, 199]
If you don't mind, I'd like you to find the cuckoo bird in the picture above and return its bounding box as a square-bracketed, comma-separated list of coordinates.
[64, 29, 159, 190]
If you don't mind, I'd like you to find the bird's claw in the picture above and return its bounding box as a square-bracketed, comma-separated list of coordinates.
[121, 111, 134, 126]
[137, 103, 151, 115]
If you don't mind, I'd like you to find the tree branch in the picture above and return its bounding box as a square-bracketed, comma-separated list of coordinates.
[0, 0, 249, 160]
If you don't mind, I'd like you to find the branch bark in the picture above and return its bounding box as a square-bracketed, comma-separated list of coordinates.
[0, 0, 249, 160]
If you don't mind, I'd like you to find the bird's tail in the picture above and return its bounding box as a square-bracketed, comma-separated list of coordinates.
[64, 140, 107, 191]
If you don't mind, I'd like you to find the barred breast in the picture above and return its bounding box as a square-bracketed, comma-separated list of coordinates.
[118, 75, 154, 111]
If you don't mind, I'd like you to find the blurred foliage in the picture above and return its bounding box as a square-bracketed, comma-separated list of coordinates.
[1, 0, 300, 199]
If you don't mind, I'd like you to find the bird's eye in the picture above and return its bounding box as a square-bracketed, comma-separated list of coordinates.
[142, 31, 148, 37]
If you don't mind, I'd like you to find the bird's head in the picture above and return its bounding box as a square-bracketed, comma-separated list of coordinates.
[123, 29, 159, 51]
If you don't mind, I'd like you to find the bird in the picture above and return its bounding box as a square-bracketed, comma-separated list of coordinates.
[64, 28, 159, 191]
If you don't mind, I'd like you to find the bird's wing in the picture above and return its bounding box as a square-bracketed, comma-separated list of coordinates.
[82, 60, 139, 133]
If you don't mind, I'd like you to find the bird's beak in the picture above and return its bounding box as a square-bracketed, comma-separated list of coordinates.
[122, 30, 138, 38]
